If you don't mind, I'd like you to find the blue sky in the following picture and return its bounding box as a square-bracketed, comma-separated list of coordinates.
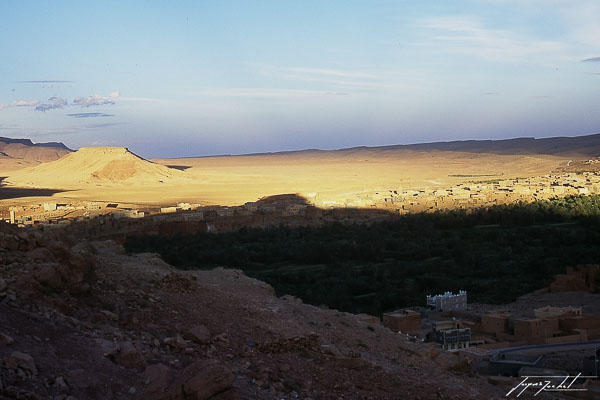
[1, 0, 599, 158]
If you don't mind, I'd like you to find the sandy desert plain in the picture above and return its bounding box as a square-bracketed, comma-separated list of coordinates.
[3, 134, 599, 211]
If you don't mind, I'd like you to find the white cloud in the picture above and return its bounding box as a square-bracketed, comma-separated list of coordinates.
[284, 67, 377, 79]
[0, 99, 40, 110]
[109, 91, 121, 99]
[559, 2, 600, 49]
[249, 63, 385, 89]
[73, 94, 115, 107]
[418, 15, 566, 64]
[198, 88, 350, 99]
[117, 96, 166, 103]
[13, 100, 39, 107]
[35, 97, 68, 112]
[479, 1, 600, 59]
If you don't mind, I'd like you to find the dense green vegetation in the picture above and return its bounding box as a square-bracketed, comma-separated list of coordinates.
[124, 195, 600, 315]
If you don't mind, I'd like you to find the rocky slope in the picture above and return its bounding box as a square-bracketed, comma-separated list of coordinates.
[0, 222, 507, 399]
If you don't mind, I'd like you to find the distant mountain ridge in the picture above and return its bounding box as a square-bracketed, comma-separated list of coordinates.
[0, 136, 71, 163]
[203, 133, 600, 159]
[0, 137, 71, 151]
[338, 133, 600, 156]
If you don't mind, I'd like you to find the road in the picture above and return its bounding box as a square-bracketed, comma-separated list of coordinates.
[492, 339, 600, 356]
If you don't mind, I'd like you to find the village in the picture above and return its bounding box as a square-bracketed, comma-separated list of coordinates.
[323, 171, 600, 213]
[2, 171, 600, 229]
[371, 264, 600, 382]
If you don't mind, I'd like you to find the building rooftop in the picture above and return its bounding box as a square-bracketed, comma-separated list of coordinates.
[384, 310, 419, 317]
[491, 353, 542, 364]
[459, 347, 491, 356]
[426, 290, 467, 300]
[483, 312, 511, 319]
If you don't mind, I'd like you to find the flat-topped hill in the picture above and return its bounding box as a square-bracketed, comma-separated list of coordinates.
[6, 147, 183, 188]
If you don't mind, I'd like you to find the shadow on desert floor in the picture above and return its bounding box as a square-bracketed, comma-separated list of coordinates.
[163, 165, 192, 171]
[0, 177, 67, 200]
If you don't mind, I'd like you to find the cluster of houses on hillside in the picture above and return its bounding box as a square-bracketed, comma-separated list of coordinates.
[3, 171, 600, 227]
[372, 267, 600, 378]
[380, 280, 600, 351]
[319, 171, 600, 212]
[2, 195, 314, 228]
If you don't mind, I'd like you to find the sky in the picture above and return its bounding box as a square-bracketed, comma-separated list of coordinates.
[0, 0, 599, 158]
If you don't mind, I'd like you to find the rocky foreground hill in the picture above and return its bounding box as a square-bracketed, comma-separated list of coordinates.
[0, 222, 507, 399]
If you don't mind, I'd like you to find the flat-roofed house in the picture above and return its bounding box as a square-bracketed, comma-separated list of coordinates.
[383, 310, 421, 333]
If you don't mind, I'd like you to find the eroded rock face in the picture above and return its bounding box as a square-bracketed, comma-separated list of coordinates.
[6, 229, 96, 300]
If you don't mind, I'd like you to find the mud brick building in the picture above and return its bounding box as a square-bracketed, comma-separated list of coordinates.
[382, 310, 421, 333]
[480, 312, 510, 335]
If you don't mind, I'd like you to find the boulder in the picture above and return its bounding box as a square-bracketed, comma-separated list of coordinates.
[183, 325, 212, 344]
[182, 360, 236, 400]
[163, 335, 187, 349]
[167, 359, 235, 400]
[6, 351, 38, 375]
[34, 265, 64, 291]
[0, 332, 14, 345]
[100, 310, 119, 321]
[46, 241, 72, 261]
[26, 247, 54, 262]
[16, 231, 30, 242]
[0, 234, 19, 251]
[114, 341, 146, 371]
[143, 364, 173, 398]
[96, 339, 120, 358]
[65, 254, 95, 295]
[321, 344, 343, 357]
